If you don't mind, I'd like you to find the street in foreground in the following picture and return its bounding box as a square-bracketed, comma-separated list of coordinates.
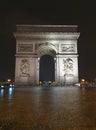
[0, 86, 96, 130]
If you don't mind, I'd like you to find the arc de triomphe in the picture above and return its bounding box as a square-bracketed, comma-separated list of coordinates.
[14, 25, 80, 85]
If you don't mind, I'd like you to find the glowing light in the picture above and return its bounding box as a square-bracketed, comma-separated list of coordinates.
[0, 89, 4, 95]
[1, 85, 4, 88]
[8, 88, 13, 95]
[81, 79, 85, 82]
[10, 84, 13, 87]
[7, 79, 11, 82]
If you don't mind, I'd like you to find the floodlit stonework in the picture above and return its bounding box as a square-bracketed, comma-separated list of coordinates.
[14, 25, 80, 85]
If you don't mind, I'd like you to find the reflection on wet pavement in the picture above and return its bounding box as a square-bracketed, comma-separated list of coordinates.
[0, 86, 96, 130]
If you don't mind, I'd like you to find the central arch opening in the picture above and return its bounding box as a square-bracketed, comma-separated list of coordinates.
[39, 55, 55, 82]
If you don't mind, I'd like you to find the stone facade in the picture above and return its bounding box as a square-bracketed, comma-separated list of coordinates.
[14, 25, 80, 85]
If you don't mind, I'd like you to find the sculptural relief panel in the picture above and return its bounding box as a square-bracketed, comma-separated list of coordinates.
[35, 42, 58, 54]
[63, 58, 74, 77]
[59, 40, 76, 53]
[61, 44, 75, 52]
[35, 43, 43, 52]
[20, 59, 30, 76]
[18, 44, 33, 53]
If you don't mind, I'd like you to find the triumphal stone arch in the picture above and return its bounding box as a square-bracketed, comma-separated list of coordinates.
[14, 25, 80, 85]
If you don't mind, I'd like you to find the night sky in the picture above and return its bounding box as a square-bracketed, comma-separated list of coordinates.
[0, 1, 96, 81]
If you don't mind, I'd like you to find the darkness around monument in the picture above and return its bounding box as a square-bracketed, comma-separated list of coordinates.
[0, 1, 96, 82]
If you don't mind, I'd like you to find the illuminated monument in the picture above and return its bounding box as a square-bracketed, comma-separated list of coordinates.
[14, 25, 80, 85]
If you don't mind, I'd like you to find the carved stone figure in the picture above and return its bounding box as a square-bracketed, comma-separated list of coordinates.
[20, 59, 29, 75]
[63, 58, 74, 76]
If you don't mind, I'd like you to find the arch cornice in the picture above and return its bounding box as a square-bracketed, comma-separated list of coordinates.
[14, 32, 80, 40]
